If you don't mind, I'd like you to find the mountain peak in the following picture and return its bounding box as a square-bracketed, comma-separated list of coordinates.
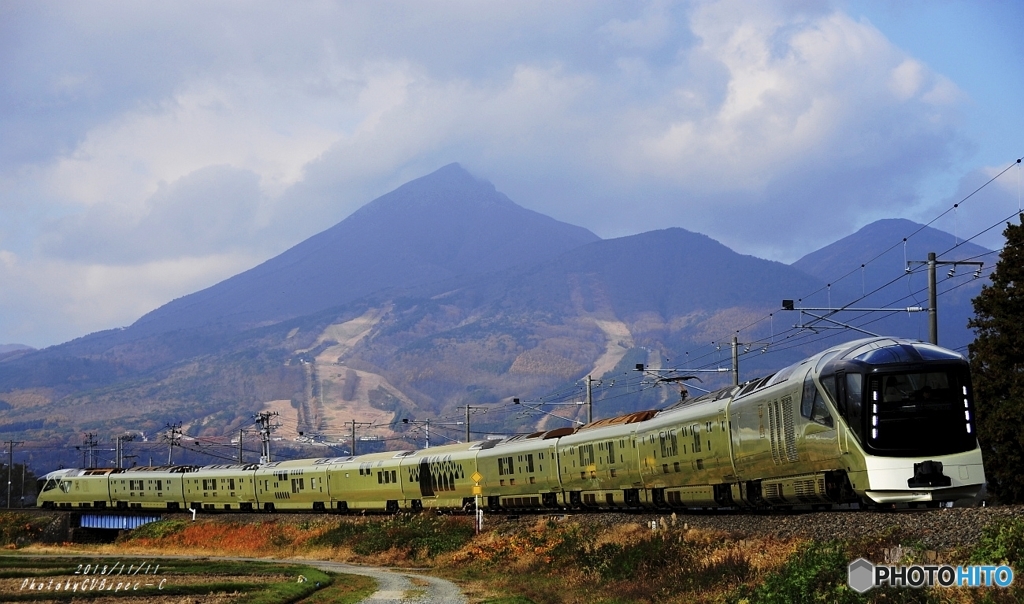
[129, 165, 599, 334]
[353, 163, 511, 220]
[793, 218, 991, 276]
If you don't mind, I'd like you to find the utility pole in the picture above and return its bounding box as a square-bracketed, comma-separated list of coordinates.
[906, 253, 984, 345]
[163, 423, 182, 465]
[731, 336, 739, 386]
[4, 441, 21, 508]
[464, 405, 488, 442]
[238, 428, 246, 463]
[253, 412, 279, 463]
[82, 433, 98, 468]
[348, 420, 372, 455]
[114, 434, 135, 469]
[586, 376, 594, 424]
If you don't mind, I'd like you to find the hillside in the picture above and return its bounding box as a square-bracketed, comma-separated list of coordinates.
[0, 166, 990, 470]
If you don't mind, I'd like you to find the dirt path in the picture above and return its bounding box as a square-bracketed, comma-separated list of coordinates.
[279, 557, 467, 604]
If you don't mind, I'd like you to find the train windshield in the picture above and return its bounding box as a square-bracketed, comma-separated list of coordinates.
[820, 341, 977, 457]
[862, 369, 975, 456]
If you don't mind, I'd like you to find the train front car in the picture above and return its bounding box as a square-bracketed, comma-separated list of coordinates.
[815, 338, 985, 505]
[37, 468, 116, 509]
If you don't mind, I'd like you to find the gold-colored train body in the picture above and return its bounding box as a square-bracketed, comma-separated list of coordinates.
[38, 337, 986, 513]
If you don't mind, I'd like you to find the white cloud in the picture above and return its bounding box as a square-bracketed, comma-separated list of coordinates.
[0, 0, 983, 345]
[0, 249, 259, 347]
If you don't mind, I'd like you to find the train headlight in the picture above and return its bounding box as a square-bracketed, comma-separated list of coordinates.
[963, 386, 973, 434]
[870, 391, 879, 440]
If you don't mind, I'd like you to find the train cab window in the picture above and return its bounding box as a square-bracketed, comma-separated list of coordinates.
[846, 373, 863, 418]
[801, 374, 833, 427]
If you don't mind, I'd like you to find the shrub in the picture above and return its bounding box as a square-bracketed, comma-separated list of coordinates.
[731, 541, 864, 604]
[970, 517, 1024, 569]
[312, 515, 475, 559]
[0, 512, 50, 546]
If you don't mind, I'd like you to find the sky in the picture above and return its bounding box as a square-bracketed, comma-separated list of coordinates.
[1, 0, 1022, 349]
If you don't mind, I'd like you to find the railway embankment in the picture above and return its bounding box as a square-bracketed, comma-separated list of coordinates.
[3, 507, 1024, 602]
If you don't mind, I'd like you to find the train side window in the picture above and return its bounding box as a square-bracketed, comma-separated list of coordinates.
[801, 373, 833, 427]
[801, 375, 815, 418]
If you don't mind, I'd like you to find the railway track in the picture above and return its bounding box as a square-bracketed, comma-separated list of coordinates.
[14, 503, 1024, 552]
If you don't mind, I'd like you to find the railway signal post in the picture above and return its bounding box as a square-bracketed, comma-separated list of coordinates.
[472, 471, 483, 534]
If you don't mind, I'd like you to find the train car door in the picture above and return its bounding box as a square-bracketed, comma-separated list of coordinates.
[419, 459, 434, 497]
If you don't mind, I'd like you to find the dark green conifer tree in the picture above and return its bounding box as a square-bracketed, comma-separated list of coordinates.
[969, 214, 1024, 502]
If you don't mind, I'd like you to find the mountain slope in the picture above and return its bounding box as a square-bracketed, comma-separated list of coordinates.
[344, 227, 827, 418]
[791, 218, 991, 350]
[793, 218, 990, 280]
[130, 163, 600, 334]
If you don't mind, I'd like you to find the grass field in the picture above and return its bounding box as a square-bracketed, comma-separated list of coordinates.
[0, 554, 375, 603]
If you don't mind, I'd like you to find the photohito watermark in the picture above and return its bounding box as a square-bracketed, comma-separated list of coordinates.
[18, 560, 166, 593]
[848, 558, 1014, 593]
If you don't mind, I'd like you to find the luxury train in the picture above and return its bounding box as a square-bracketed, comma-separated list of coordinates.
[38, 337, 986, 513]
